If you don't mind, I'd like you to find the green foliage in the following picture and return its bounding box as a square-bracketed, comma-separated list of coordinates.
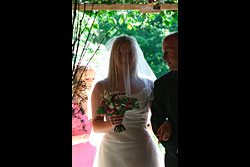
[73, 6, 178, 78]
[92, 10, 178, 78]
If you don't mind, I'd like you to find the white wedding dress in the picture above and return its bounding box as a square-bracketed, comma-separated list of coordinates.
[93, 85, 164, 167]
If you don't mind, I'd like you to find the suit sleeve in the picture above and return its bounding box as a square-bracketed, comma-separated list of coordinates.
[150, 80, 168, 137]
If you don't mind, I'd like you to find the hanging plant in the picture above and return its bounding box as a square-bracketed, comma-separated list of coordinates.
[72, 0, 116, 116]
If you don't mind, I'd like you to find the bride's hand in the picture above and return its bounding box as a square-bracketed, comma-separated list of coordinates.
[109, 114, 124, 128]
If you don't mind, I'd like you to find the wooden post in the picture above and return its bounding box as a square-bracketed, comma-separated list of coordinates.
[72, 3, 178, 12]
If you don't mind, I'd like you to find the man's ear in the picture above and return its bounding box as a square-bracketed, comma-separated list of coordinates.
[163, 53, 167, 61]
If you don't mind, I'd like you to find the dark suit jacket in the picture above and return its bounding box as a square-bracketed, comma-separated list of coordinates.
[151, 71, 178, 159]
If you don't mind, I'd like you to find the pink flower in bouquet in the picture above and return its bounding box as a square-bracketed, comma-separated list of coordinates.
[107, 108, 115, 114]
[126, 103, 132, 108]
[115, 106, 121, 110]
[100, 100, 105, 107]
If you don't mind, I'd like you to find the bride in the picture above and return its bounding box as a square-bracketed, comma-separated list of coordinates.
[90, 35, 164, 167]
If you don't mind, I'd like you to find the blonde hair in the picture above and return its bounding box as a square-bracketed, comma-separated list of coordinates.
[106, 35, 139, 91]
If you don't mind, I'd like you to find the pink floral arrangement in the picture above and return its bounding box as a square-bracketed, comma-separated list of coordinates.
[97, 91, 140, 133]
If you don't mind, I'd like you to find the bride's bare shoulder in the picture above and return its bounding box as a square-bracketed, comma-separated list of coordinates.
[92, 79, 107, 94]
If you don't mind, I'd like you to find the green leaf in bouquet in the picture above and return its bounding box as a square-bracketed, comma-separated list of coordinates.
[133, 98, 136, 103]
[119, 107, 127, 115]
[96, 106, 104, 114]
[114, 124, 126, 133]
[135, 104, 140, 109]
[121, 98, 127, 104]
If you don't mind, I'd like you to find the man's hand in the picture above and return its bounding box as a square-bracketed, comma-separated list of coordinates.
[156, 120, 171, 144]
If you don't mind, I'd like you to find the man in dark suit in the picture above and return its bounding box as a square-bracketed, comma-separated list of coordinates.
[151, 32, 178, 167]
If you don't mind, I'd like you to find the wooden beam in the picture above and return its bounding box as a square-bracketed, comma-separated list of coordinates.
[72, 3, 178, 11]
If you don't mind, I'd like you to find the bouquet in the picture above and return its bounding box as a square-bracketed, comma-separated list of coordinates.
[96, 91, 140, 133]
